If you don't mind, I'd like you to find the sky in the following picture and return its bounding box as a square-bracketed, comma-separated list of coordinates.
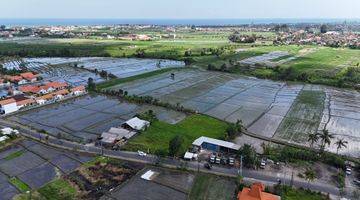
[1, 0, 359, 19]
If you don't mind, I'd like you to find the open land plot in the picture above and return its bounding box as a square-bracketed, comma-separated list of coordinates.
[189, 173, 237, 200]
[8, 94, 186, 142]
[103, 167, 194, 200]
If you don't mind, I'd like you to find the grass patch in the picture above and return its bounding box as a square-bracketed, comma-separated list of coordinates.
[124, 114, 228, 155]
[280, 186, 328, 200]
[4, 150, 25, 161]
[189, 173, 236, 200]
[97, 67, 183, 90]
[9, 177, 30, 192]
[38, 179, 78, 200]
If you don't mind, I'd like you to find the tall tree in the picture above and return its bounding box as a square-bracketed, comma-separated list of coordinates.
[320, 24, 328, 33]
[319, 129, 334, 150]
[307, 133, 319, 148]
[335, 139, 348, 154]
[304, 168, 316, 188]
[238, 144, 258, 168]
[168, 135, 183, 157]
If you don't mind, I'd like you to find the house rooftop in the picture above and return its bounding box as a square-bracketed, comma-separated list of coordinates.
[238, 183, 281, 200]
[192, 136, 241, 151]
[0, 98, 16, 106]
[123, 117, 150, 131]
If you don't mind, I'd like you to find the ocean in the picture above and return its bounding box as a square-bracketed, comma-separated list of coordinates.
[0, 18, 359, 27]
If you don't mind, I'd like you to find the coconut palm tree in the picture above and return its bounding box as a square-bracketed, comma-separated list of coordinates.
[319, 129, 334, 150]
[307, 133, 319, 148]
[304, 168, 316, 188]
[335, 139, 348, 154]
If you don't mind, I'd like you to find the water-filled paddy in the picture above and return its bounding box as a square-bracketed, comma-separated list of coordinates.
[110, 68, 360, 157]
[9, 94, 186, 142]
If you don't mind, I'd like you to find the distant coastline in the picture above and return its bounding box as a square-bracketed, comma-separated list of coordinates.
[1, 18, 360, 26]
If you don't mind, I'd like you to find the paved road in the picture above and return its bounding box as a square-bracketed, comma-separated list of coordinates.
[0, 119, 341, 197]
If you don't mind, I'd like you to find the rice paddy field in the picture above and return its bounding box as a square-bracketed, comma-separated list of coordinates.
[0, 139, 93, 200]
[7, 94, 186, 143]
[103, 167, 195, 200]
[0, 57, 184, 86]
[108, 68, 360, 157]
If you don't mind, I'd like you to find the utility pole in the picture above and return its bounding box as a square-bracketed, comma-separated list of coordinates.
[240, 155, 243, 177]
[290, 170, 294, 187]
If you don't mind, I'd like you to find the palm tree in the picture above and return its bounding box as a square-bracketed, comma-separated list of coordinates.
[319, 129, 334, 150]
[307, 133, 319, 148]
[335, 139, 348, 154]
[304, 168, 316, 188]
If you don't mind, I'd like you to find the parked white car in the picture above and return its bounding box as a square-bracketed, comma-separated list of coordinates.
[138, 151, 147, 157]
[346, 167, 352, 175]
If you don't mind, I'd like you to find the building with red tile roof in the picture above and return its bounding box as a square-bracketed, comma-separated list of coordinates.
[18, 85, 40, 94]
[0, 98, 18, 114]
[70, 85, 86, 95]
[238, 183, 281, 200]
[20, 72, 38, 82]
[46, 81, 68, 90]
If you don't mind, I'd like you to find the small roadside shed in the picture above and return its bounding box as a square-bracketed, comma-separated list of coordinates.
[122, 117, 150, 131]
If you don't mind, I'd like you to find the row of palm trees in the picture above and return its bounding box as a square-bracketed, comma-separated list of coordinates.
[308, 129, 348, 154]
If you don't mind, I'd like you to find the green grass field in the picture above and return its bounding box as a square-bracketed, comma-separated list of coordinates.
[4, 150, 25, 161]
[189, 173, 236, 200]
[14, 178, 78, 200]
[9, 177, 30, 193]
[124, 114, 228, 155]
[37, 179, 78, 200]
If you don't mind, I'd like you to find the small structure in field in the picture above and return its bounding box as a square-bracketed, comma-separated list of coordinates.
[122, 117, 150, 131]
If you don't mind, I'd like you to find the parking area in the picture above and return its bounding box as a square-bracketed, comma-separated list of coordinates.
[0, 139, 93, 199]
[8, 94, 186, 142]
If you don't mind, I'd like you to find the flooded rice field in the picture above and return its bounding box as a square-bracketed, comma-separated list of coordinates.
[1, 57, 184, 86]
[102, 167, 194, 200]
[110, 68, 360, 157]
[8, 94, 186, 143]
[0, 139, 93, 199]
[24, 57, 184, 78]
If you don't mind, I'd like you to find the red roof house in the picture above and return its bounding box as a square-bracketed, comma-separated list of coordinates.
[238, 183, 281, 200]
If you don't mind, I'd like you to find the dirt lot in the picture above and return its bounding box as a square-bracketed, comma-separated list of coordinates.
[68, 158, 144, 200]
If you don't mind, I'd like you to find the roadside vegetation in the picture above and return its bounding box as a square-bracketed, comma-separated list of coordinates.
[189, 173, 237, 200]
[276, 185, 329, 200]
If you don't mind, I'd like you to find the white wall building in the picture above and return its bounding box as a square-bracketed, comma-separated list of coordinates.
[0, 98, 19, 114]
